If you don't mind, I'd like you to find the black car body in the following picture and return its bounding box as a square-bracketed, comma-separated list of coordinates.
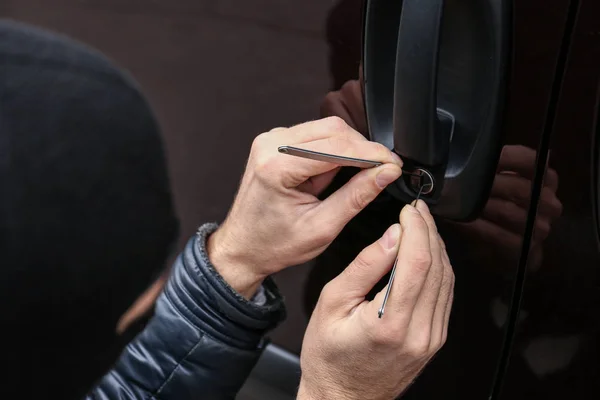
[306, 0, 600, 398]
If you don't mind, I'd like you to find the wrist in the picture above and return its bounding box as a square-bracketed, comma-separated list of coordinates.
[207, 227, 266, 299]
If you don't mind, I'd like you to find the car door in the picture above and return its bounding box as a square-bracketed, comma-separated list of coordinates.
[496, 0, 600, 398]
[303, 0, 592, 398]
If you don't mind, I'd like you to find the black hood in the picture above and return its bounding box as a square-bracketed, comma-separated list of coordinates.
[0, 20, 178, 398]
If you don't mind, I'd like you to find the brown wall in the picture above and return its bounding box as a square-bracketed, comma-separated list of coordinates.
[2, 0, 335, 352]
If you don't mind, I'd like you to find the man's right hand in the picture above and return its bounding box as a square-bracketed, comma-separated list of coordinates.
[208, 117, 403, 298]
[298, 201, 455, 400]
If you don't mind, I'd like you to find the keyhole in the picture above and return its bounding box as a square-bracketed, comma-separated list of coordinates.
[407, 168, 435, 195]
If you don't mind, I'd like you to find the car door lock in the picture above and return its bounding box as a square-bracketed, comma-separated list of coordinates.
[407, 168, 435, 195]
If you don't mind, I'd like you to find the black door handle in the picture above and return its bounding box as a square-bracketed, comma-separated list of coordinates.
[393, 0, 449, 168]
[363, 0, 510, 220]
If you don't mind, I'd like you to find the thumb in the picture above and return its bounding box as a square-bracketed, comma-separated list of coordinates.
[331, 224, 401, 301]
[313, 164, 402, 235]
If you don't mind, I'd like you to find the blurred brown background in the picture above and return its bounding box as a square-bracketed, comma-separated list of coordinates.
[1, 0, 339, 352]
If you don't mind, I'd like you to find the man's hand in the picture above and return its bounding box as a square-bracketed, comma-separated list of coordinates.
[448, 145, 562, 271]
[298, 201, 454, 400]
[208, 117, 403, 298]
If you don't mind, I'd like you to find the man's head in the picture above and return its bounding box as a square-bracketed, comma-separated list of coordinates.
[0, 20, 178, 397]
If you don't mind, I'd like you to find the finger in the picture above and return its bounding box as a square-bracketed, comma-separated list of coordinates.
[463, 218, 523, 251]
[481, 197, 528, 234]
[407, 201, 445, 344]
[498, 145, 537, 178]
[297, 167, 340, 195]
[330, 224, 402, 301]
[490, 174, 531, 208]
[370, 204, 431, 323]
[538, 186, 563, 220]
[440, 250, 455, 344]
[532, 217, 552, 243]
[497, 145, 559, 192]
[312, 164, 402, 235]
[276, 137, 401, 188]
[491, 174, 562, 220]
[279, 116, 365, 144]
[302, 135, 401, 166]
[543, 166, 559, 193]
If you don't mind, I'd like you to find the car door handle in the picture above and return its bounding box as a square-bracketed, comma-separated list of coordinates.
[363, 0, 510, 220]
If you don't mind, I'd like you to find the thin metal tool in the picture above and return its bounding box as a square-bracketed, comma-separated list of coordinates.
[378, 185, 425, 318]
[378, 258, 398, 318]
[278, 145, 418, 177]
[278, 145, 383, 169]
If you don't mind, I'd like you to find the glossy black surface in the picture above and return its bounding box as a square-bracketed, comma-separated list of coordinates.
[308, 0, 599, 399]
[3, 0, 599, 398]
[498, 0, 600, 397]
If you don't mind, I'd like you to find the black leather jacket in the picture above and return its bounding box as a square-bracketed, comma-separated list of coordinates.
[86, 224, 287, 399]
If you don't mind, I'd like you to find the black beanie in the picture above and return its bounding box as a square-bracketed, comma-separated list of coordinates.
[0, 20, 179, 398]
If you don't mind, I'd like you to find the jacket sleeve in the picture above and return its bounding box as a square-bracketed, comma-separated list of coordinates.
[86, 223, 287, 400]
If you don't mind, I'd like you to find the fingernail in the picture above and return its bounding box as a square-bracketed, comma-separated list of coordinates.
[376, 167, 401, 188]
[415, 199, 429, 213]
[390, 151, 403, 166]
[403, 204, 420, 214]
[381, 224, 401, 249]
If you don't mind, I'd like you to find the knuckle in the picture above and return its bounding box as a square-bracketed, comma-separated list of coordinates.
[373, 325, 407, 347]
[370, 141, 391, 158]
[312, 226, 336, 246]
[406, 336, 432, 358]
[409, 249, 433, 274]
[432, 337, 446, 353]
[546, 168, 559, 187]
[250, 133, 266, 152]
[318, 281, 337, 305]
[253, 155, 272, 175]
[441, 331, 449, 347]
[535, 219, 551, 240]
[327, 134, 352, 154]
[349, 253, 372, 275]
[252, 156, 279, 184]
[448, 268, 456, 287]
[268, 126, 287, 133]
[438, 236, 447, 251]
[321, 115, 350, 132]
[552, 197, 564, 217]
[350, 187, 373, 212]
